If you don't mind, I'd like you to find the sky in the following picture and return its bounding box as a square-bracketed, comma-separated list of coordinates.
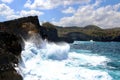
[0, 0, 120, 28]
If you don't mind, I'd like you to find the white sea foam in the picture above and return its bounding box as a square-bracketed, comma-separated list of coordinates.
[20, 34, 112, 80]
[68, 52, 110, 66]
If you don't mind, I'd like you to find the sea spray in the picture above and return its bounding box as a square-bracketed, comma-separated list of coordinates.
[20, 34, 112, 80]
[20, 34, 71, 79]
[23, 33, 70, 60]
[44, 42, 70, 60]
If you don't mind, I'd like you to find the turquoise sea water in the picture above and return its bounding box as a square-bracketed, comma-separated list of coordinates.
[71, 41, 120, 80]
[21, 39, 120, 80]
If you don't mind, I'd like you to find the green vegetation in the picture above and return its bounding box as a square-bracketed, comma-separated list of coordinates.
[42, 22, 56, 29]
[42, 22, 120, 42]
[84, 25, 102, 30]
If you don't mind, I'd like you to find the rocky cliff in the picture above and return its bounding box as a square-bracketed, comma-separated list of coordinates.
[0, 16, 41, 40]
[0, 16, 59, 80]
[0, 16, 43, 80]
[1, 16, 120, 43]
[41, 22, 59, 41]
[42, 22, 120, 42]
[0, 16, 60, 42]
[0, 32, 23, 80]
[57, 25, 120, 42]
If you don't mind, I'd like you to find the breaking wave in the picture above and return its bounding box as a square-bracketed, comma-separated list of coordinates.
[20, 34, 112, 80]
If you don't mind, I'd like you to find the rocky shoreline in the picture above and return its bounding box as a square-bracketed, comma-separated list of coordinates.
[0, 16, 120, 79]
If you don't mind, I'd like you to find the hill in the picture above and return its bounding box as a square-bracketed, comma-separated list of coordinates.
[84, 25, 102, 30]
[42, 22, 120, 42]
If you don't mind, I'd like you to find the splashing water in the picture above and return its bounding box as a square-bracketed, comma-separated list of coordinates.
[20, 34, 112, 80]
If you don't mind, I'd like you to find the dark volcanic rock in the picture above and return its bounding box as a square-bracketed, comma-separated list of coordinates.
[1, 16, 119, 43]
[40, 26, 59, 41]
[40, 22, 59, 41]
[0, 16, 59, 42]
[0, 70, 23, 80]
[0, 16, 72, 42]
[0, 49, 18, 65]
[0, 16, 41, 40]
[58, 37, 74, 43]
[0, 32, 23, 80]
[113, 36, 120, 41]
[0, 32, 24, 56]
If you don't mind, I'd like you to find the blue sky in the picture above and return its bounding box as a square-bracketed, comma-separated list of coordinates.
[0, 0, 120, 28]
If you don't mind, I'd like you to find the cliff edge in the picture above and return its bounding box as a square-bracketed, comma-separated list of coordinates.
[0, 16, 41, 40]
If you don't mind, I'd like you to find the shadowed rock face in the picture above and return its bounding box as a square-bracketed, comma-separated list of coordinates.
[0, 32, 24, 56]
[0, 70, 23, 80]
[0, 32, 23, 80]
[0, 16, 41, 40]
[40, 26, 59, 41]
[0, 16, 61, 42]
[0, 49, 18, 65]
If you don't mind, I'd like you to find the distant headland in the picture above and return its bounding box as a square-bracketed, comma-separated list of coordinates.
[0, 16, 120, 43]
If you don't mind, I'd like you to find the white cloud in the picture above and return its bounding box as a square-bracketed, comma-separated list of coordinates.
[62, 7, 75, 14]
[51, 18, 55, 21]
[113, 3, 120, 11]
[6, 10, 44, 20]
[24, 0, 90, 9]
[52, 2, 120, 28]
[1, 0, 13, 3]
[93, 0, 102, 7]
[0, 3, 44, 21]
[20, 10, 44, 17]
[24, 0, 58, 9]
[6, 15, 20, 20]
[0, 3, 14, 16]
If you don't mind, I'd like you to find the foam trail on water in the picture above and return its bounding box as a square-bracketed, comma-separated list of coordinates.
[68, 52, 110, 66]
[21, 34, 112, 80]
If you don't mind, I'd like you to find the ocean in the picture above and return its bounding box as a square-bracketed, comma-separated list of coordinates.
[19, 35, 120, 80]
